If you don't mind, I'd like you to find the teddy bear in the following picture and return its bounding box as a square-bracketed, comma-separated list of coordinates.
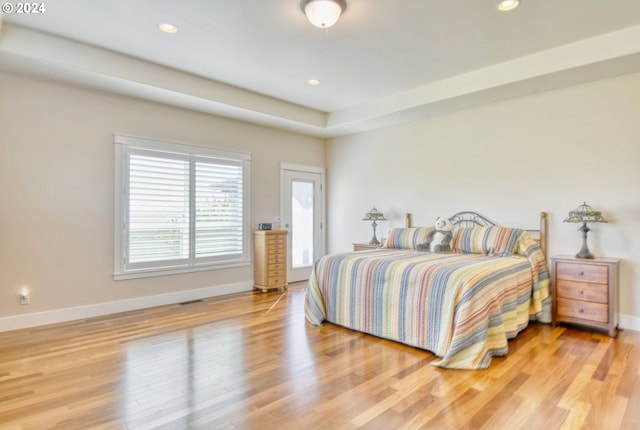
[416, 217, 454, 252]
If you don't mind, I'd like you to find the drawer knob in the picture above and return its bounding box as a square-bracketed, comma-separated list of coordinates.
[579, 308, 584, 313]
[579, 271, 584, 276]
[579, 290, 584, 295]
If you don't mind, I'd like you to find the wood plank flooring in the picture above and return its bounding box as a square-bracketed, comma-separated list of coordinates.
[1, 282, 639, 429]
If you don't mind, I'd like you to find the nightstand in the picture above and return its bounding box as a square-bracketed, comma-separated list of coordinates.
[551, 255, 620, 337]
[353, 243, 380, 252]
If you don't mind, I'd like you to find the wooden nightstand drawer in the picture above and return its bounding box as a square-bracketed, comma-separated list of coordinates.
[556, 298, 608, 323]
[555, 280, 608, 303]
[556, 262, 608, 284]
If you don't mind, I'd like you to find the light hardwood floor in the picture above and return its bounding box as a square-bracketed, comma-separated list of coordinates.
[1, 282, 639, 429]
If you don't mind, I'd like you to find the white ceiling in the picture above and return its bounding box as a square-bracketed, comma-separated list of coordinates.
[2, 0, 640, 137]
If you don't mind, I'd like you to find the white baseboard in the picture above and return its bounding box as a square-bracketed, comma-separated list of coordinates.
[618, 313, 640, 332]
[0, 281, 253, 333]
[3, 285, 638, 335]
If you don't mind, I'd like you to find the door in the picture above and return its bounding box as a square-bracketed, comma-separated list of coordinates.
[281, 165, 325, 283]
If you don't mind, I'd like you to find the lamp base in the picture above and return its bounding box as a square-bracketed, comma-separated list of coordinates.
[368, 220, 380, 246]
[575, 222, 594, 259]
[575, 249, 595, 259]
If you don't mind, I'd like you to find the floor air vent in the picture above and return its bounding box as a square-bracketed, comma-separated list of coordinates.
[179, 299, 203, 305]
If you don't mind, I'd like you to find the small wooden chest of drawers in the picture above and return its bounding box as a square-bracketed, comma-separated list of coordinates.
[551, 255, 620, 337]
[253, 230, 288, 293]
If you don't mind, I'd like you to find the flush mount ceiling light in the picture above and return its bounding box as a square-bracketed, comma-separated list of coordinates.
[300, 0, 347, 30]
[497, 0, 520, 12]
[158, 23, 178, 34]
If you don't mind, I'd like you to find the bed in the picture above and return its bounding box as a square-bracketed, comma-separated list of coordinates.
[304, 211, 551, 369]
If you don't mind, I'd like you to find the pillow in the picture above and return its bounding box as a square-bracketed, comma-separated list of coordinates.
[516, 232, 550, 315]
[385, 227, 434, 249]
[451, 226, 526, 256]
[516, 231, 543, 258]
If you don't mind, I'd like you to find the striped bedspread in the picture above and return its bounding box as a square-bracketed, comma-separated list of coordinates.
[305, 247, 550, 369]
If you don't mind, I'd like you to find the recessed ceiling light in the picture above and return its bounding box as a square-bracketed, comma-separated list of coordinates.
[307, 79, 320, 86]
[497, 0, 520, 12]
[158, 23, 178, 34]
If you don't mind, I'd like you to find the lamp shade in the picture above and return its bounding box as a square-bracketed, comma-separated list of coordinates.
[362, 207, 386, 222]
[563, 202, 608, 224]
[301, 0, 346, 29]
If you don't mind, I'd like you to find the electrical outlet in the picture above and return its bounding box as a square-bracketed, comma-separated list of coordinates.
[20, 289, 30, 305]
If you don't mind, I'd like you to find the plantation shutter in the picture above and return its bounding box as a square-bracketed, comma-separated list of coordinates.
[195, 158, 244, 259]
[127, 150, 190, 267]
[114, 135, 250, 279]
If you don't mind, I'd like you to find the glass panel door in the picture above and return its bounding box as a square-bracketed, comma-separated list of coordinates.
[282, 168, 323, 282]
[291, 180, 314, 269]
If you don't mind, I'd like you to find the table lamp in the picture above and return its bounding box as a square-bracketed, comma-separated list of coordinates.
[362, 207, 386, 245]
[564, 202, 607, 259]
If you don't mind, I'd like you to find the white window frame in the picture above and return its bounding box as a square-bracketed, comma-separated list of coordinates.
[114, 135, 251, 280]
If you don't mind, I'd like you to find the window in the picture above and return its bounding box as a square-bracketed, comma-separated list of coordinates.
[114, 135, 251, 279]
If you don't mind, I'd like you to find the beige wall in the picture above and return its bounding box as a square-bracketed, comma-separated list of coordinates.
[327, 73, 640, 329]
[0, 72, 325, 323]
[2, 69, 639, 330]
